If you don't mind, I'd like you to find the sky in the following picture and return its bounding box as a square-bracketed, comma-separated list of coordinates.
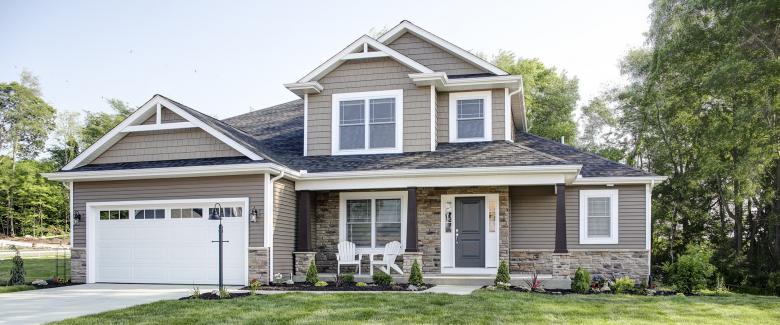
[1, 0, 651, 119]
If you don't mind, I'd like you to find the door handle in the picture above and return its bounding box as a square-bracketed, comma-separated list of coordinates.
[455, 228, 459, 244]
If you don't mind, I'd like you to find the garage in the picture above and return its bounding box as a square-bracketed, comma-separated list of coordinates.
[86, 198, 248, 285]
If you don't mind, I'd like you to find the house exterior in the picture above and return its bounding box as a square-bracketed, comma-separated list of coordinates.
[44, 21, 664, 287]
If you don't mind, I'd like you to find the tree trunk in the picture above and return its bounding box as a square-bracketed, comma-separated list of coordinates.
[734, 179, 743, 254]
[7, 139, 17, 237]
[775, 159, 780, 269]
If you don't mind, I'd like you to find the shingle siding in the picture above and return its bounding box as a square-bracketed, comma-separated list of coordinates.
[387, 32, 488, 75]
[161, 107, 187, 123]
[307, 57, 430, 155]
[90, 128, 242, 164]
[272, 178, 296, 276]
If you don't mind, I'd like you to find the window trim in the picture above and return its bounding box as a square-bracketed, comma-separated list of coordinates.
[579, 189, 619, 244]
[331, 89, 404, 155]
[338, 191, 408, 250]
[448, 90, 492, 142]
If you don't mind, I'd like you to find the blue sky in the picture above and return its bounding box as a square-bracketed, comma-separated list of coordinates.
[1, 0, 650, 118]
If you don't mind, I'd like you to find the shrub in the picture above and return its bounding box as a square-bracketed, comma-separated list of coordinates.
[305, 260, 319, 284]
[662, 244, 716, 294]
[190, 285, 201, 299]
[8, 251, 25, 285]
[372, 271, 393, 286]
[314, 280, 328, 287]
[249, 278, 261, 295]
[356, 282, 368, 287]
[218, 287, 230, 299]
[495, 260, 510, 285]
[571, 267, 591, 293]
[408, 260, 424, 286]
[767, 272, 780, 296]
[613, 276, 635, 294]
[342, 273, 355, 284]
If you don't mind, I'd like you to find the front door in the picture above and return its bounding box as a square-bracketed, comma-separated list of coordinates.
[455, 197, 485, 267]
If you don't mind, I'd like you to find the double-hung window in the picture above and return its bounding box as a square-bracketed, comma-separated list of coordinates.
[449, 91, 492, 142]
[332, 90, 403, 154]
[579, 189, 619, 244]
[340, 192, 407, 250]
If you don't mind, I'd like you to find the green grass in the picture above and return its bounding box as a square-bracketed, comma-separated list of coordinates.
[0, 284, 35, 293]
[0, 256, 70, 285]
[51, 290, 780, 324]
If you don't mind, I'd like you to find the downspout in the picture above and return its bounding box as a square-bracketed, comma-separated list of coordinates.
[263, 170, 285, 282]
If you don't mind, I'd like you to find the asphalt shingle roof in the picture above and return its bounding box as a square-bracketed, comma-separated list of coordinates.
[67, 156, 257, 172]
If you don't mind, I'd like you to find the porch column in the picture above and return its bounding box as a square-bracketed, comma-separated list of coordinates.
[406, 187, 418, 252]
[554, 183, 568, 253]
[296, 190, 313, 251]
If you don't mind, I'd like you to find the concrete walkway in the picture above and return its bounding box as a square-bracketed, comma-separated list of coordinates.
[0, 283, 221, 325]
[422, 285, 482, 295]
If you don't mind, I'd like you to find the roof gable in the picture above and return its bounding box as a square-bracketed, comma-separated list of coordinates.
[387, 31, 489, 76]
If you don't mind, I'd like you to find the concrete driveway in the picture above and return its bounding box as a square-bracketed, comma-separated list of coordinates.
[0, 283, 222, 325]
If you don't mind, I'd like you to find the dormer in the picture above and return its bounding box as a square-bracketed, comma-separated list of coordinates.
[285, 21, 527, 157]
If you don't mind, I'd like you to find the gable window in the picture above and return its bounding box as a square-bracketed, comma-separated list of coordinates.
[339, 191, 407, 249]
[449, 91, 492, 142]
[332, 90, 403, 155]
[579, 189, 619, 244]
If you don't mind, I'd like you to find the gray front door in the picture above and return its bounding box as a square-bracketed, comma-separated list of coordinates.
[455, 197, 485, 267]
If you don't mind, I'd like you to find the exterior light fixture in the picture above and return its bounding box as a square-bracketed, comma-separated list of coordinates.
[73, 211, 82, 225]
[250, 206, 258, 223]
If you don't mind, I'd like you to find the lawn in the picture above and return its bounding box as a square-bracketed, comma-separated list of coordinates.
[52, 290, 780, 324]
[0, 255, 70, 292]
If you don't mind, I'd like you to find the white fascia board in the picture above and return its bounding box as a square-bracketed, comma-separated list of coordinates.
[283, 81, 323, 97]
[571, 175, 668, 185]
[43, 163, 299, 182]
[342, 51, 389, 60]
[296, 35, 432, 83]
[378, 21, 508, 76]
[121, 122, 195, 132]
[410, 73, 523, 92]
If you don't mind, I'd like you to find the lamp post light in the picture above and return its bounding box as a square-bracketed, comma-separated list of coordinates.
[209, 203, 228, 291]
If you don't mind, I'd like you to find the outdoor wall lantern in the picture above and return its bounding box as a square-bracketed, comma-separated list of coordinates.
[209, 203, 229, 291]
[250, 206, 258, 223]
[73, 211, 82, 225]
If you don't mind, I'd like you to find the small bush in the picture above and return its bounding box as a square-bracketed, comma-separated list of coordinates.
[305, 260, 319, 284]
[342, 273, 355, 284]
[408, 260, 424, 286]
[314, 280, 328, 287]
[191, 285, 201, 299]
[249, 278, 261, 295]
[372, 271, 393, 286]
[356, 282, 368, 287]
[662, 244, 716, 294]
[8, 251, 25, 285]
[495, 260, 510, 285]
[614, 276, 635, 294]
[571, 267, 590, 293]
[218, 287, 230, 299]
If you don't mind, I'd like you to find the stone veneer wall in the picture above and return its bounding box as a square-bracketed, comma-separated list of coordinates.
[248, 247, 270, 284]
[509, 249, 650, 283]
[70, 248, 86, 283]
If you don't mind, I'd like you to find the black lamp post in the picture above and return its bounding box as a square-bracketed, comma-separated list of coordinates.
[209, 203, 228, 291]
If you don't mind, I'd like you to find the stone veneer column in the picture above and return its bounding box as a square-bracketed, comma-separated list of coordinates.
[294, 251, 317, 276]
[248, 247, 270, 284]
[402, 252, 423, 274]
[70, 248, 86, 283]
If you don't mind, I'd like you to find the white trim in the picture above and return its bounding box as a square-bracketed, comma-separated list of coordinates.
[68, 181, 73, 247]
[342, 51, 389, 60]
[377, 21, 508, 76]
[263, 173, 274, 277]
[85, 197, 250, 285]
[409, 73, 522, 92]
[296, 35, 433, 83]
[338, 191, 408, 250]
[121, 122, 195, 132]
[62, 95, 263, 170]
[504, 88, 512, 142]
[44, 163, 297, 182]
[430, 85, 436, 151]
[448, 91, 492, 143]
[282, 81, 323, 97]
[572, 176, 668, 185]
[439, 194, 500, 273]
[645, 184, 651, 250]
[155, 103, 162, 124]
[579, 189, 619, 245]
[331, 89, 404, 155]
[303, 93, 309, 156]
[298, 172, 569, 191]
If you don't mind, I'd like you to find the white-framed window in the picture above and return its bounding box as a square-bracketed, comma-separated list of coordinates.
[99, 209, 129, 220]
[331, 89, 403, 155]
[579, 189, 619, 244]
[134, 209, 165, 220]
[339, 191, 407, 250]
[171, 208, 204, 219]
[449, 90, 492, 142]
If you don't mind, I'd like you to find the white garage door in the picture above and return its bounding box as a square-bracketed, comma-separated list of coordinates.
[89, 198, 247, 285]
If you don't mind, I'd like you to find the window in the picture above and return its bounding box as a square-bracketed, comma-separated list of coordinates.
[171, 208, 204, 219]
[340, 192, 407, 249]
[332, 90, 403, 155]
[579, 189, 619, 244]
[208, 207, 243, 218]
[99, 209, 129, 220]
[134, 209, 165, 219]
[449, 91, 492, 142]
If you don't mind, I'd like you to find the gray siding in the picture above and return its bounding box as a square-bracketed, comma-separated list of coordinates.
[510, 185, 647, 250]
[307, 57, 430, 155]
[72, 175, 265, 248]
[141, 114, 156, 125]
[273, 179, 296, 276]
[387, 32, 488, 75]
[91, 128, 242, 164]
[436, 89, 506, 143]
[161, 107, 187, 123]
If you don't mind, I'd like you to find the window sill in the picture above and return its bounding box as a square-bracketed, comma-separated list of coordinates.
[579, 238, 619, 245]
[449, 137, 491, 143]
[332, 148, 403, 155]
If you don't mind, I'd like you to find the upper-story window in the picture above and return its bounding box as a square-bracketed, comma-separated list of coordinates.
[449, 91, 492, 142]
[331, 89, 403, 155]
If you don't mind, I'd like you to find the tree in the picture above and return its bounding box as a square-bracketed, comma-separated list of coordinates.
[493, 51, 579, 144]
[80, 98, 134, 149]
[579, 96, 625, 162]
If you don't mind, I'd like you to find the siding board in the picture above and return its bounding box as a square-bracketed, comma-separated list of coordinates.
[436, 89, 506, 143]
[273, 179, 296, 276]
[91, 128, 242, 164]
[387, 32, 488, 75]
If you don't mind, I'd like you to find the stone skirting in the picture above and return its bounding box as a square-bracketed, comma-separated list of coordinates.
[294, 252, 317, 276]
[248, 247, 270, 284]
[509, 249, 650, 283]
[402, 252, 423, 274]
[70, 248, 86, 283]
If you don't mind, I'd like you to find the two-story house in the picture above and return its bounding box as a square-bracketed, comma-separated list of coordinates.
[45, 21, 664, 287]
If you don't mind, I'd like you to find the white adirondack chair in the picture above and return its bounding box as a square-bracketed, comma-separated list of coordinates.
[336, 241, 361, 275]
[370, 241, 403, 275]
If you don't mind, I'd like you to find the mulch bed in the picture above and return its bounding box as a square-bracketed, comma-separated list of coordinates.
[30, 281, 77, 290]
[180, 291, 251, 300]
[484, 285, 680, 296]
[242, 282, 434, 292]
